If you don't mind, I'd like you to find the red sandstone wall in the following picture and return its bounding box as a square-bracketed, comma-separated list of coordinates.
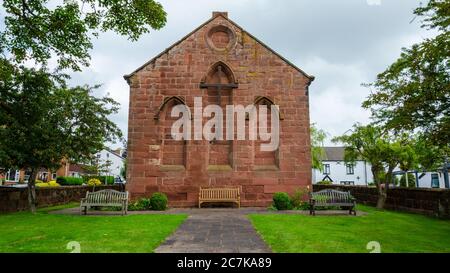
[126, 14, 313, 207]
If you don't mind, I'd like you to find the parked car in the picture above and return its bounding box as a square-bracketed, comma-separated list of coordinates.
[114, 176, 126, 184]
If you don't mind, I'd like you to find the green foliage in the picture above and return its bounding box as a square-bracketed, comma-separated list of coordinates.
[399, 173, 416, 188]
[290, 187, 310, 209]
[1, 0, 167, 71]
[362, 0, 450, 148]
[273, 192, 292, 210]
[150, 192, 168, 211]
[128, 198, 152, 211]
[310, 124, 327, 171]
[56, 177, 84, 186]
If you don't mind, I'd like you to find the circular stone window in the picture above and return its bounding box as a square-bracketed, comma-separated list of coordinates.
[206, 25, 236, 52]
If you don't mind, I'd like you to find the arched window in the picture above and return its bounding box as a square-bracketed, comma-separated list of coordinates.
[253, 96, 280, 170]
[155, 97, 188, 169]
[200, 62, 238, 169]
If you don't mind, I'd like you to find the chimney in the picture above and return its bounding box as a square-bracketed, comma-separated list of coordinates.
[212, 11, 228, 18]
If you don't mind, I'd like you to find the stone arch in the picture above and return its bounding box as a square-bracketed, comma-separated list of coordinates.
[253, 96, 283, 120]
[253, 96, 280, 170]
[154, 96, 191, 120]
[201, 61, 237, 85]
[156, 96, 188, 170]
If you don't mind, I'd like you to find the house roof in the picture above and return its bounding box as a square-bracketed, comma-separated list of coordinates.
[319, 147, 366, 161]
[123, 12, 315, 83]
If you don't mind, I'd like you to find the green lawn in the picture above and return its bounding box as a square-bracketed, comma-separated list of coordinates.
[250, 205, 450, 253]
[0, 204, 187, 253]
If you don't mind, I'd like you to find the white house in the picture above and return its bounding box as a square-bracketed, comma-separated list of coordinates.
[312, 147, 373, 186]
[312, 147, 449, 189]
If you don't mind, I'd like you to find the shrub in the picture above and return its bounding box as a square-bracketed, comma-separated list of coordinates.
[87, 178, 102, 186]
[128, 198, 151, 211]
[36, 181, 61, 187]
[316, 181, 333, 185]
[290, 187, 310, 209]
[150, 192, 168, 211]
[82, 175, 114, 185]
[273, 192, 292, 210]
[56, 176, 84, 186]
[48, 180, 60, 187]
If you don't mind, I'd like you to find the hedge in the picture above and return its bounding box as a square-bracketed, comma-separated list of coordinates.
[56, 176, 84, 186]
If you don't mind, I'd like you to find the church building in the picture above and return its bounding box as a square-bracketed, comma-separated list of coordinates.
[124, 12, 314, 207]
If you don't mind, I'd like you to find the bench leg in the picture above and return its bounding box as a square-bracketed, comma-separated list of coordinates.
[198, 202, 201, 209]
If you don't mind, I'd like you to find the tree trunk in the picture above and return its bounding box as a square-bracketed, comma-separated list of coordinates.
[27, 168, 38, 214]
[376, 188, 387, 209]
[372, 165, 387, 209]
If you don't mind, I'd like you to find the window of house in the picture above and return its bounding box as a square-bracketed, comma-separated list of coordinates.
[346, 164, 355, 175]
[431, 173, 440, 188]
[6, 169, 20, 182]
[323, 164, 330, 175]
[52, 173, 57, 180]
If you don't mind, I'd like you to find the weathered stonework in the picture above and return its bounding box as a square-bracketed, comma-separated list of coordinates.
[125, 12, 314, 207]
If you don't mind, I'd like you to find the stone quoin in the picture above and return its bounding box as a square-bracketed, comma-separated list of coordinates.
[124, 11, 315, 207]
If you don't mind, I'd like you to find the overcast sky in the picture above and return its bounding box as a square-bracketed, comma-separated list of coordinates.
[4, 0, 432, 147]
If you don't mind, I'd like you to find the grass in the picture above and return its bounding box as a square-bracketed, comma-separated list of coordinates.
[249, 205, 450, 253]
[0, 204, 187, 253]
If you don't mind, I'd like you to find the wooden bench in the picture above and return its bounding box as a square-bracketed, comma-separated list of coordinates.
[199, 187, 240, 208]
[80, 189, 129, 215]
[310, 189, 356, 216]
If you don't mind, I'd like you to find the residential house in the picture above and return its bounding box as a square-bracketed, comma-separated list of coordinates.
[312, 147, 449, 189]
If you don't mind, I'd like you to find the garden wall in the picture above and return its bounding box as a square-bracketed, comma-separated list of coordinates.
[0, 185, 123, 213]
[313, 184, 450, 218]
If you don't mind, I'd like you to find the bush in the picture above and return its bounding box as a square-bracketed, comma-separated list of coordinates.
[87, 178, 102, 186]
[290, 187, 310, 209]
[316, 181, 333, 185]
[82, 175, 114, 185]
[273, 192, 292, 210]
[128, 198, 151, 211]
[56, 176, 84, 186]
[150, 192, 168, 211]
[36, 180, 60, 187]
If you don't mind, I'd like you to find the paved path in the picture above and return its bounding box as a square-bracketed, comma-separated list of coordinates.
[155, 209, 271, 253]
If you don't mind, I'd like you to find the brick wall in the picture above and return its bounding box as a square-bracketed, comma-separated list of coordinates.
[0, 185, 122, 213]
[313, 184, 450, 218]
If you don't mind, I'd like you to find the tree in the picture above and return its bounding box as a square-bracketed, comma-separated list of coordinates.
[310, 123, 327, 171]
[362, 0, 450, 147]
[333, 124, 412, 208]
[0, 61, 122, 213]
[1, 0, 167, 71]
[0, 1, 167, 212]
